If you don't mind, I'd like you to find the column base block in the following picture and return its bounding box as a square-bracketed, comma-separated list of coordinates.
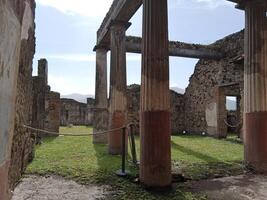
[245, 112, 267, 173]
[140, 110, 172, 188]
[108, 111, 126, 155]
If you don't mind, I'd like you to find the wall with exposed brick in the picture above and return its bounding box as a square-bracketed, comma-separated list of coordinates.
[32, 59, 60, 136]
[126, 84, 185, 134]
[8, 0, 36, 192]
[60, 98, 87, 126]
[184, 30, 244, 136]
[45, 91, 60, 133]
[0, 0, 36, 198]
[86, 98, 95, 126]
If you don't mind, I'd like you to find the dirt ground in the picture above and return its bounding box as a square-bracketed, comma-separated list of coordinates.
[12, 175, 108, 200]
[188, 173, 267, 200]
[12, 174, 267, 200]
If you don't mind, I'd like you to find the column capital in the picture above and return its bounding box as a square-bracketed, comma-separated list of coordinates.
[93, 44, 109, 52]
[108, 20, 132, 31]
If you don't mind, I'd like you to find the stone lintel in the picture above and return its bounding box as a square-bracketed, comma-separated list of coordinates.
[109, 20, 132, 30]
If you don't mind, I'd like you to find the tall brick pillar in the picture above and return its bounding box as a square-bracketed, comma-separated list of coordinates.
[93, 47, 108, 144]
[244, 1, 267, 172]
[108, 21, 130, 155]
[38, 58, 48, 85]
[140, 0, 172, 188]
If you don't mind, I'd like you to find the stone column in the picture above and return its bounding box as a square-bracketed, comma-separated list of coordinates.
[108, 21, 130, 155]
[93, 47, 108, 144]
[244, 1, 267, 172]
[140, 0, 171, 188]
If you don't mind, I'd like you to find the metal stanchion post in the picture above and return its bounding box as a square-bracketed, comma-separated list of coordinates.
[130, 124, 138, 165]
[116, 127, 128, 177]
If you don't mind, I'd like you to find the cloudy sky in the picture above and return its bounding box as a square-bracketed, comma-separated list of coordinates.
[33, 0, 244, 95]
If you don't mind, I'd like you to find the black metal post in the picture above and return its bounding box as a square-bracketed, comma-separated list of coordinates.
[130, 124, 138, 165]
[116, 127, 127, 177]
[122, 127, 126, 173]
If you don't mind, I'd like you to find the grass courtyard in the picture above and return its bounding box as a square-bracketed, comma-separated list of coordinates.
[26, 126, 244, 200]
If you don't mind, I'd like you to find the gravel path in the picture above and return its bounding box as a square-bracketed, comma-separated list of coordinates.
[12, 175, 108, 200]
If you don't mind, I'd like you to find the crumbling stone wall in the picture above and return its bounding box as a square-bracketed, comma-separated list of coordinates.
[0, 0, 36, 198]
[60, 98, 88, 126]
[86, 98, 95, 125]
[32, 59, 60, 135]
[125, 31, 244, 136]
[184, 30, 244, 135]
[60, 98, 95, 126]
[126, 84, 185, 134]
[45, 91, 60, 133]
[9, 0, 36, 191]
[32, 59, 47, 132]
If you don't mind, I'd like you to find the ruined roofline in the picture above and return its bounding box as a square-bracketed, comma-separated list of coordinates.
[210, 30, 244, 46]
[126, 36, 215, 50]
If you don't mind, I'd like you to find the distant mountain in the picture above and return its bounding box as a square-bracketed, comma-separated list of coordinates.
[170, 87, 185, 94]
[61, 93, 94, 103]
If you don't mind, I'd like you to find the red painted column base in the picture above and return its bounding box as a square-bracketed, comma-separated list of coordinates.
[245, 111, 267, 172]
[0, 160, 10, 200]
[108, 111, 126, 155]
[140, 111, 172, 189]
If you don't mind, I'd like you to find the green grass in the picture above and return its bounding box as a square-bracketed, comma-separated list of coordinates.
[26, 126, 244, 200]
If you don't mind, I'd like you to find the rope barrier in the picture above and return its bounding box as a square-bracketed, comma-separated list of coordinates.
[223, 119, 242, 128]
[23, 122, 139, 177]
[22, 123, 135, 137]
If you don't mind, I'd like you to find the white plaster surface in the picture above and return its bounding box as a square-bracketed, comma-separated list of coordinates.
[21, 1, 34, 40]
[205, 102, 217, 127]
[0, 1, 21, 163]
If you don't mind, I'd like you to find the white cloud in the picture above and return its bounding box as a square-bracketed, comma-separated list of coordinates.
[36, 0, 112, 18]
[48, 54, 96, 62]
[48, 74, 94, 95]
[195, 0, 232, 8]
[169, 0, 233, 10]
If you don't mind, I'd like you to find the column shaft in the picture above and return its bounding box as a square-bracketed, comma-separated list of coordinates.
[93, 48, 108, 144]
[244, 2, 267, 172]
[140, 0, 171, 188]
[108, 23, 128, 154]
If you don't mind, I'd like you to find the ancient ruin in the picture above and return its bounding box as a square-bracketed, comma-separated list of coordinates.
[0, 0, 36, 198]
[60, 98, 94, 126]
[126, 31, 244, 137]
[1, 0, 267, 199]
[32, 59, 60, 135]
[93, 0, 267, 189]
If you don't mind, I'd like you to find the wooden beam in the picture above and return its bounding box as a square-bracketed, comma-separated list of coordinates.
[125, 36, 224, 59]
